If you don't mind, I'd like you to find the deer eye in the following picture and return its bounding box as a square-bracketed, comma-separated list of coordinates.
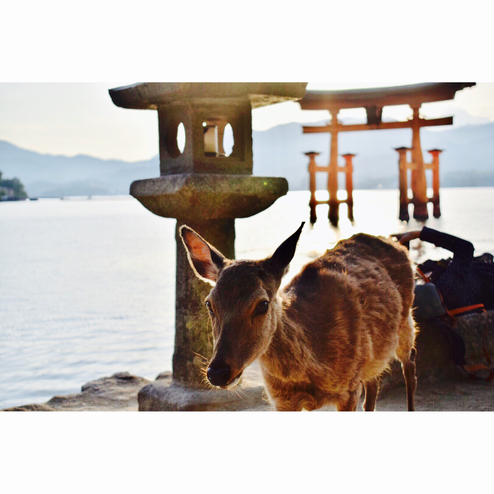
[254, 300, 269, 316]
[205, 300, 214, 315]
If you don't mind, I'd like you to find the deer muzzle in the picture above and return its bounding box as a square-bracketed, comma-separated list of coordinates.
[207, 360, 243, 388]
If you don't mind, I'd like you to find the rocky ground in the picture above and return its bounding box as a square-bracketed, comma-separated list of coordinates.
[3, 372, 152, 411]
[4, 312, 493, 412]
[376, 377, 493, 412]
[3, 364, 493, 412]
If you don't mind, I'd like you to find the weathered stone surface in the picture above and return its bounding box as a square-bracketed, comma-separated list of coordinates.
[3, 403, 55, 411]
[2, 372, 151, 412]
[138, 382, 269, 411]
[139, 362, 271, 411]
[172, 219, 234, 388]
[381, 311, 494, 392]
[155, 370, 173, 380]
[157, 101, 255, 174]
[109, 83, 307, 110]
[456, 311, 494, 376]
[130, 174, 288, 220]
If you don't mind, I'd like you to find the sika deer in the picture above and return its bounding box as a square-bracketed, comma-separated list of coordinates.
[180, 223, 417, 411]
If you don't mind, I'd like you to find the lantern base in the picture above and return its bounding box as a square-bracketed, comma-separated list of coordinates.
[137, 380, 269, 411]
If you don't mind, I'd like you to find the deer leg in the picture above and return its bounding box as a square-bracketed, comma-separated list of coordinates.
[279, 392, 320, 411]
[363, 377, 381, 411]
[401, 348, 417, 411]
[397, 315, 418, 411]
[336, 386, 362, 412]
[272, 391, 315, 411]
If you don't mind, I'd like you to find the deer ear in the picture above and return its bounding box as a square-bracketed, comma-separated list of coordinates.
[180, 225, 227, 284]
[265, 222, 304, 278]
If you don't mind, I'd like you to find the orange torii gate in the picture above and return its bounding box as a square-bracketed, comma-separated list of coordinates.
[300, 83, 475, 225]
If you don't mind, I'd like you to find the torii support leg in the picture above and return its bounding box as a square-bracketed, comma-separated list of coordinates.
[305, 151, 319, 224]
[428, 149, 442, 218]
[410, 105, 429, 221]
[395, 147, 410, 221]
[328, 109, 340, 226]
[341, 153, 355, 222]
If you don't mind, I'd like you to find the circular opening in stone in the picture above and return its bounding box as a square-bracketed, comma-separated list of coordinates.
[223, 123, 234, 157]
[177, 122, 186, 154]
[166, 121, 182, 158]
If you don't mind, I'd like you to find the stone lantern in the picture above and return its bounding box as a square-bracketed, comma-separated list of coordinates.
[109, 82, 307, 410]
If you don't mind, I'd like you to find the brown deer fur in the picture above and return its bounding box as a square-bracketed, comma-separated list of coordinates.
[181, 223, 417, 411]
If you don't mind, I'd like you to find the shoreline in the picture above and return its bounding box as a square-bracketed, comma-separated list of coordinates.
[4, 312, 494, 412]
[3, 365, 493, 412]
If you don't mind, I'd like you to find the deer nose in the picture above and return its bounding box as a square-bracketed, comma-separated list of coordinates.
[207, 363, 231, 387]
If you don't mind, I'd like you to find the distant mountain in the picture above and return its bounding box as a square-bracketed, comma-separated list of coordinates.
[0, 121, 492, 197]
[0, 140, 158, 197]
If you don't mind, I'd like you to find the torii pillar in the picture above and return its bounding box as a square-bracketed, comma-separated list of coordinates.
[427, 148, 443, 218]
[410, 105, 428, 220]
[328, 109, 340, 226]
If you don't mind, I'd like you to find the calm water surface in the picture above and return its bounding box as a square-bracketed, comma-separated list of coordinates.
[1, 188, 493, 408]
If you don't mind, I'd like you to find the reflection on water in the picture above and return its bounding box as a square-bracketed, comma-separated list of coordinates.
[0, 188, 493, 408]
[237, 188, 494, 282]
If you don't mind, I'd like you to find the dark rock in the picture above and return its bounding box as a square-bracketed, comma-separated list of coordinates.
[381, 310, 494, 394]
[2, 372, 151, 412]
[3, 403, 55, 412]
[456, 311, 494, 378]
[155, 371, 172, 380]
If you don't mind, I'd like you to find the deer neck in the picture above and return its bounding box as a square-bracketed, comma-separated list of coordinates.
[259, 296, 308, 381]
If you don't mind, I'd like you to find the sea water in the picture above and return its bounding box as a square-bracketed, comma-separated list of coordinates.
[0, 188, 493, 409]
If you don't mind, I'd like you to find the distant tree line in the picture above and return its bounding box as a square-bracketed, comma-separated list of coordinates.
[0, 170, 28, 200]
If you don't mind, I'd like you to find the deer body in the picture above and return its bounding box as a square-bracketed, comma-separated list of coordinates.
[181, 225, 417, 411]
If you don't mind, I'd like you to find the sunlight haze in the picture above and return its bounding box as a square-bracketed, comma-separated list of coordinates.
[0, 82, 492, 162]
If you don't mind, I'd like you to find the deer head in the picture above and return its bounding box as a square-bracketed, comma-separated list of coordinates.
[180, 223, 304, 388]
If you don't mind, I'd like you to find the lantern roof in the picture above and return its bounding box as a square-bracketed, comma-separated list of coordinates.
[109, 82, 307, 110]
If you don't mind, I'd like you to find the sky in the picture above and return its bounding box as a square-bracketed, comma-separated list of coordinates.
[0, 82, 492, 162]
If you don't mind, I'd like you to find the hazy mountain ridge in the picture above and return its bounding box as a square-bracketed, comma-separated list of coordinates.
[0, 122, 492, 197]
[0, 139, 158, 196]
